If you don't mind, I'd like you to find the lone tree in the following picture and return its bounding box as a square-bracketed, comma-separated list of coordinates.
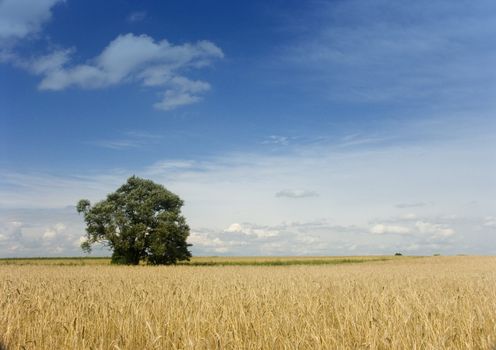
[77, 176, 192, 265]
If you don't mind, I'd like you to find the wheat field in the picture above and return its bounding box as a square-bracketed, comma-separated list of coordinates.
[1, 256, 495, 349]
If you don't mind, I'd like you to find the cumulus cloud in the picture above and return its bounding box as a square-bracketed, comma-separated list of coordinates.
[370, 224, 411, 235]
[1, 119, 495, 256]
[0, 1, 223, 110]
[370, 217, 456, 239]
[0, 207, 110, 257]
[0, 206, 487, 257]
[225, 223, 279, 238]
[26, 48, 73, 74]
[275, 189, 318, 198]
[6, 32, 223, 110]
[197, 218, 475, 256]
[187, 221, 363, 256]
[415, 221, 455, 238]
[153, 76, 211, 110]
[225, 223, 242, 233]
[26, 33, 223, 110]
[75, 235, 88, 248]
[370, 224, 410, 235]
[0, 221, 23, 243]
[0, 0, 63, 44]
[188, 231, 236, 254]
[42, 222, 66, 240]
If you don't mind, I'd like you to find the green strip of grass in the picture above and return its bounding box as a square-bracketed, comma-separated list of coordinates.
[0, 256, 109, 260]
[0, 257, 110, 266]
[0, 257, 393, 266]
[178, 258, 391, 266]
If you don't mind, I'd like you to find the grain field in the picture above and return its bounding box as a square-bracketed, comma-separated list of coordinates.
[1, 256, 495, 349]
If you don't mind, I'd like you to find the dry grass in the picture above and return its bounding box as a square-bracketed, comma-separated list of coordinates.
[1, 256, 495, 349]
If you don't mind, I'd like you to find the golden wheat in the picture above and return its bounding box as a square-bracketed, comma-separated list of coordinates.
[1, 256, 495, 349]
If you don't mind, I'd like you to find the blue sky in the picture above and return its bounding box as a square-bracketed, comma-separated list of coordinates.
[1, 0, 495, 257]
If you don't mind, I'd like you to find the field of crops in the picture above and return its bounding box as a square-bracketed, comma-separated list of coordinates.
[1, 256, 495, 349]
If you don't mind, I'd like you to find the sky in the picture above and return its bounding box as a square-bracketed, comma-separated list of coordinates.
[0, 0, 495, 257]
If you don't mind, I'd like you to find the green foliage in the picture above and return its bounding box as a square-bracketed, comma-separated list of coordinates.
[77, 176, 192, 265]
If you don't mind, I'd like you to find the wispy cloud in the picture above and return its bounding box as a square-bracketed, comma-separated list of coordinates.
[336, 134, 392, 149]
[483, 217, 496, 229]
[92, 131, 163, 150]
[275, 189, 318, 199]
[395, 202, 429, 209]
[281, 0, 496, 109]
[127, 11, 147, 23]
[262, 135, 290, 146]
[0, 113, 494, 256]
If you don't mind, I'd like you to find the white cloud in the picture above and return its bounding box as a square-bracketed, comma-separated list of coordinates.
[370, 218, 457, 241]
[224, 223, 279, 238]
[225, 223, 242, 233]
[275, 189, 318, 198]
[395, 202, 428, 209]
[188, 231, 234, 254]
[0, 221, 22, 242]
[188, 221, 332, 256]
[15, 33, 223, 110]
[0, 220, 23, 240]
[26, 48, 72, 74]
[73, 236, 86, 248]
[145, 160, 198, 176]
[54, 222, 66, 231]
[92, 130, 163, 150]
[415, 221, 455, 238]
[188, 220, 446, 256]
[42, 228, 56, 240]
[37, 34, 222, 87]
[42, 222, 65, 240]
[483, 216, 496, 228]
[0, 0, 63, 43]
[262, 135, 290, 146]
[154, 77, 211, 111]
[400, 213, 418, 220]
[127, 11, 147, 23]
[0, 116, 494, 255]
[370, 224, 411, 235]
[0, 208, 111, 257]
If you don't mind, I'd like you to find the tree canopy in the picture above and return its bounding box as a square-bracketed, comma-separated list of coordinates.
[77, 176, 192, 265]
